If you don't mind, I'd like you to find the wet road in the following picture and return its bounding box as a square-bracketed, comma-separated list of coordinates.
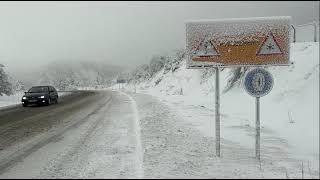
[0, 90, 114, 175]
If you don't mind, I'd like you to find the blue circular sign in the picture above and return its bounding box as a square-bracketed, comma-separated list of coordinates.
[243, 68, 274, 97]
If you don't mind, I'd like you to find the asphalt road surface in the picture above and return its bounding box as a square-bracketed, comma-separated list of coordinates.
[0, 91, 103, 151]
[0, 90, 144, 178]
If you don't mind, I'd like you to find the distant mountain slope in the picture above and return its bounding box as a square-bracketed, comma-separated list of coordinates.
[13, 60, 127, 91]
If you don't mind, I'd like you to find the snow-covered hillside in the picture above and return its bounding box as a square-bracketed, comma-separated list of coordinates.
[123, 42, 319, 174]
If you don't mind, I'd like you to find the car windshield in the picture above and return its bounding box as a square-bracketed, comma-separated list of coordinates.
[28, 87, 49, 93]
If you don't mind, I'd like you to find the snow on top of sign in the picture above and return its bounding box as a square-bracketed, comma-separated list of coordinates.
[185, 16, 291, 24]
[185, 16, 291, 67]
[186, 21, 290, 45]
[188, 24, 288, 36]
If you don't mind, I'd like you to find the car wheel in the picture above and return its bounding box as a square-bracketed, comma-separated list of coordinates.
[47, 98, 51, 106]
[55, 98, 58, 104]
[22, 103, 28, 107]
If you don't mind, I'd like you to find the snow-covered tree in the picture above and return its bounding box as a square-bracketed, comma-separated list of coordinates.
[0, 64, 13, 96]
[11, 79, 26, 93]
[149, 55, 166, 77]
[163, 50, 185, 74]
[223, 67, 248, 93]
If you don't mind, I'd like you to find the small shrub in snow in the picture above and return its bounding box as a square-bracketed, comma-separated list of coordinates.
[155, 78, 162, 85]
[223, 67, 248, 93]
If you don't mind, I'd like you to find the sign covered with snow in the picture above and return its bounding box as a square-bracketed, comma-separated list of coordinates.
[244, 68, 274, 97]
[186, 16, 291, 68]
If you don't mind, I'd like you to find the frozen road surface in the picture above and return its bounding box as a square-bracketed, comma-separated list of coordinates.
[0, 90, 143, 178]
[0, 90, 318, 178]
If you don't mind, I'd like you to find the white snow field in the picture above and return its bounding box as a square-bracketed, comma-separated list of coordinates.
[122, 42, 319, 178]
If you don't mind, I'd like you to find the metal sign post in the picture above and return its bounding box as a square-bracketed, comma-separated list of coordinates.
[244, 68, 274, 160]
[215, 67, 220, 157]
[255, 97, 260, 160]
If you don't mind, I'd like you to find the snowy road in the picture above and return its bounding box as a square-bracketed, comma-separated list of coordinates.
[0, 90, 318, 178]
[0, 90, 143, 178]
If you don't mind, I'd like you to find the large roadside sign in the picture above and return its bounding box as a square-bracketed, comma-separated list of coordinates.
[186, 16, 291, 68]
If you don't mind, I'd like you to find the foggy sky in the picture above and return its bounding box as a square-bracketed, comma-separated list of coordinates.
[0, 1, 319, 73]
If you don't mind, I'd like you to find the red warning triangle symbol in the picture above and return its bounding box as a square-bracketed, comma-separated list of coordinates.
[256, 32, 283, 56]
[194, 38, 220, 57]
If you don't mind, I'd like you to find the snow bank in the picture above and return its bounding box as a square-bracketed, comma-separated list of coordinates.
[0, 92, 24, 108]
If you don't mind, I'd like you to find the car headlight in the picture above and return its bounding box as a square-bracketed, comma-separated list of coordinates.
[22, 97, 27, 100]
[40, 96, 45, 98]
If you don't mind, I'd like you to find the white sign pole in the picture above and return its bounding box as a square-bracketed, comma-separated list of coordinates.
[256, 97, 260, 160]
[215, 67, 221, 157]
[244, 68, 274, 161]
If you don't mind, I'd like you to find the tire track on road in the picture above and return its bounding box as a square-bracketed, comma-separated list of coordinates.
[41, 91, 145, 178]
[0, 91, 92, 133]
[0, 92, 98, 150]
[40, 95, 114, 178]
[0, 92, 112, 175]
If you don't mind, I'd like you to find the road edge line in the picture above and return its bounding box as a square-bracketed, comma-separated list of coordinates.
[117, 91, 145, 179]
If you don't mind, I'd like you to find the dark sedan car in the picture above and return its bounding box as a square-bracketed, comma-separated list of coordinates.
[22, 86, 59, 107]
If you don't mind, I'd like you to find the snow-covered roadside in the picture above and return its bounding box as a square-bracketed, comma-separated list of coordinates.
[122, 42, 319, 177]
[129, 92, 318, 178]
[117, 91, 144, 179]
[0, 92, 24, 108]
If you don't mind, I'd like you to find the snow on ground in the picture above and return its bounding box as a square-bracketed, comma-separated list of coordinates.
[123, 42, 319, 177]
[0, 92, 24, 108]
[0, 91, 73, 108]
[128, 92, 318, 178]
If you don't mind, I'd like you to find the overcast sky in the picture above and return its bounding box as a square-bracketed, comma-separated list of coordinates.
[0, 1, 319, 72]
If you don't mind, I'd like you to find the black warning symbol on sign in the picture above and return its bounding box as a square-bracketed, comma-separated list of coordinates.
[256, 32, 283, 56]
[193, 37, 220, 57]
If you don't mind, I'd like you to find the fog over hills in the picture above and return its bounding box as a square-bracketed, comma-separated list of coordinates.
[9, 60, 127, 91]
